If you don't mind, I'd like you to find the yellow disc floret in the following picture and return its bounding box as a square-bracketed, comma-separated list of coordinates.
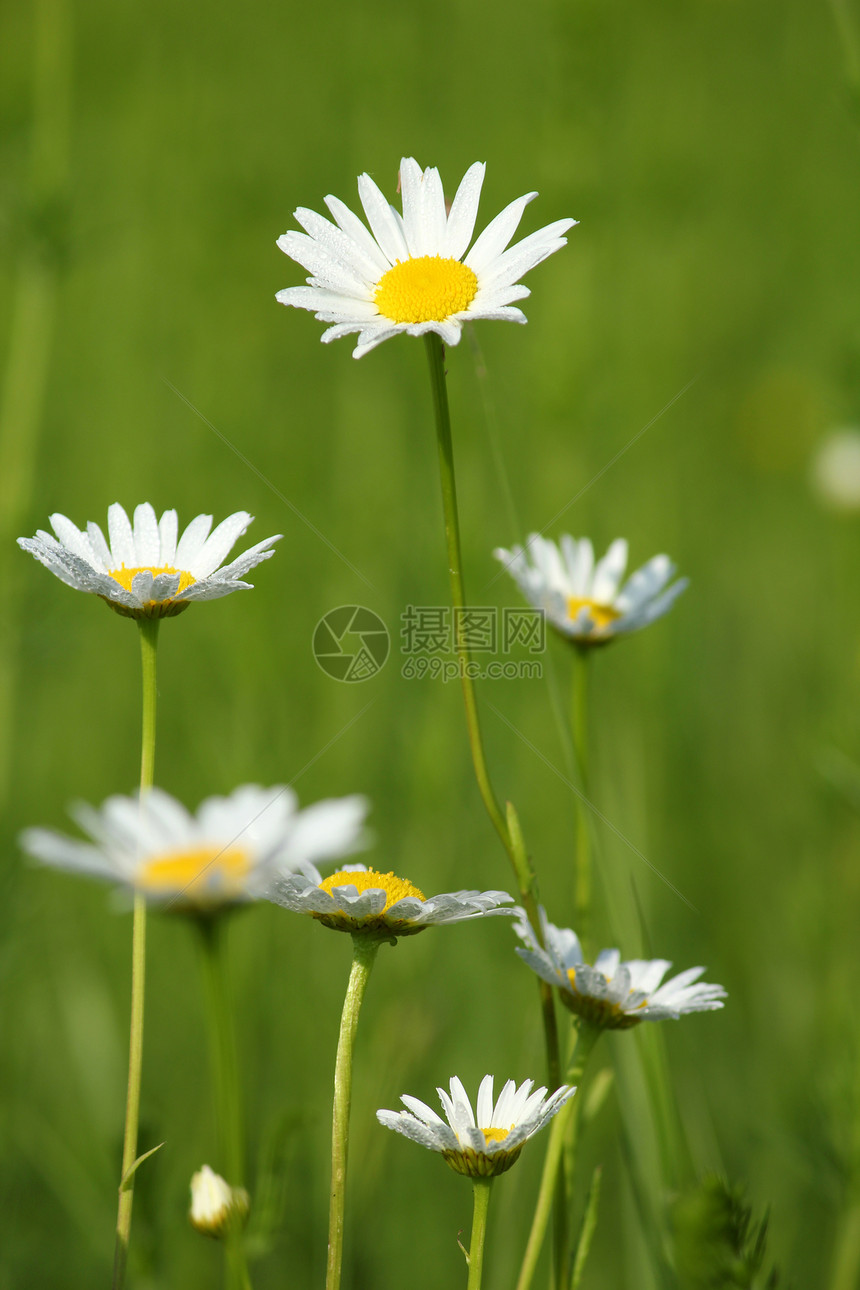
[481, 1126, 513, 1146]
[567, 596, 621, 633]
[110, 565, 197, 596]
[104, 564, 198, 618]
[138, 844, 250, 905]
[374, 256, 479, 324]
[320, 868, 426, 911]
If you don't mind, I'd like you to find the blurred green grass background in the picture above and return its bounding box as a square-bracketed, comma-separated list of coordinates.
[2, 0, 860, 1285]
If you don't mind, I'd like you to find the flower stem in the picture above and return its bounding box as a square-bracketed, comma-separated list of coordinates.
[197, 915, 251, 1290]
[466, 1177, 494, 1290]
[423, 333, 561, 1085]
[515, 1024, 601, 1290]
[138, 617, 159, 792]
[424, 333, 511, 853]
[327, 935, 380, 1290]
[570, 648, 591, 948]
[112, 617, 159, 1290]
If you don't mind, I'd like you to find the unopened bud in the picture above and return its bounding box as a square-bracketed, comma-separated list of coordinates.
[189, 1165, 250, 1238]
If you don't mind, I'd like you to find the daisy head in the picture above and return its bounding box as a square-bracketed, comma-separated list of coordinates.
[276, 157, 576, 358]
[494, 533, 688, 647]
[18, 503, 281, 619]
[514, 908, 726, 1031]
[377, 1075, 575, 1178]
[267, 863, 514, 941]
[20, 786, 368, 915]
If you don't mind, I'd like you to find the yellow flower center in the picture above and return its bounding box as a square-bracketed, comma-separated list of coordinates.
[320, 868, 426, 911]
[481, 1126, 513, 1146]
[567, 596, 620, 632]
[109, 565, 197, 597]
[137, 845, 250, 902]
[374, 256, 479, 324]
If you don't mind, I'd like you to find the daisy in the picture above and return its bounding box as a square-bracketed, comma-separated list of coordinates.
[276, 157, 576, 358]
[20, 786, 368, 913]
[377, 1075, 575, 1178]
[494, 533, 688, 646]
[267, 862, 513, 938]
[18, 502, 281, 618]
[514, 907, 726, 1030]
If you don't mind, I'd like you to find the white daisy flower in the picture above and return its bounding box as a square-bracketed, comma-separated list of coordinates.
[377, 1074, 575, 1178]
[494, 533, 688, 646]
[20, 786, 368, 913]
[189, 1165, 249, 1238]
[18, 502, 281, 619]
[514, 908, 726, 1030]
[267, 863, 513, 938]
[276, 157, 576, 359]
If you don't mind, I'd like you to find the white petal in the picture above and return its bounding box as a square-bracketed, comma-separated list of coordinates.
[158, 510, 178, 566]
[358, 172, 409, 264]
[477, 219, 576, 292]
[85, 521, 112, 570]
[48, 514, 95, 566]
[324, 194, 390, 274]
[443, 162, 485, 260]
[175, 513, 214, 568]
[106, 504, 136, 568]
[591, 539, 628, 603]
[476, 1074, 495, 1128]
[277, 230, 370, 296]
[465, 193, 537, 273]
[292, 207, 382, 286]
[132, 504, 161, 568]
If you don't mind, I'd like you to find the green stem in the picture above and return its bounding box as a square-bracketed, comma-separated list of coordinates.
[197, 915, 251, 1290]
[423, 334, 561, 1086]
[424, 332, 511, 853]
[112, 617, 159, 1289]
[138, 617, 159, 792]
[327, 935, 380, 1290]
[515, 1024, 601, 1290]
[571, 648, 591, 948]
[466, 1177, 494, 1290]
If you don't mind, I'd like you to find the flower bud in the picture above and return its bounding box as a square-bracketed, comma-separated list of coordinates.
[189, 1165, 250, 1238]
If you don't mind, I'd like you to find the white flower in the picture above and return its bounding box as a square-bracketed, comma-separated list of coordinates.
[267, 863, 513, 938]
[494, 533, 688, 645]
[20, 786, 368, 913]
[276, 157, 575, 358]
[514, 908, 726, 1030]
[811, 429, 860, 511]
[377, 1074, 575, 1178]
[18, 503, 281, 618]
[189, 1165, 249, 1238]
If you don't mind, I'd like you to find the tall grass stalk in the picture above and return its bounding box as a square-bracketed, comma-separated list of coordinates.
[0, 0, 71, 810]
[197, 915, 251, 1290]
[514, 1022, 600, 1290]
